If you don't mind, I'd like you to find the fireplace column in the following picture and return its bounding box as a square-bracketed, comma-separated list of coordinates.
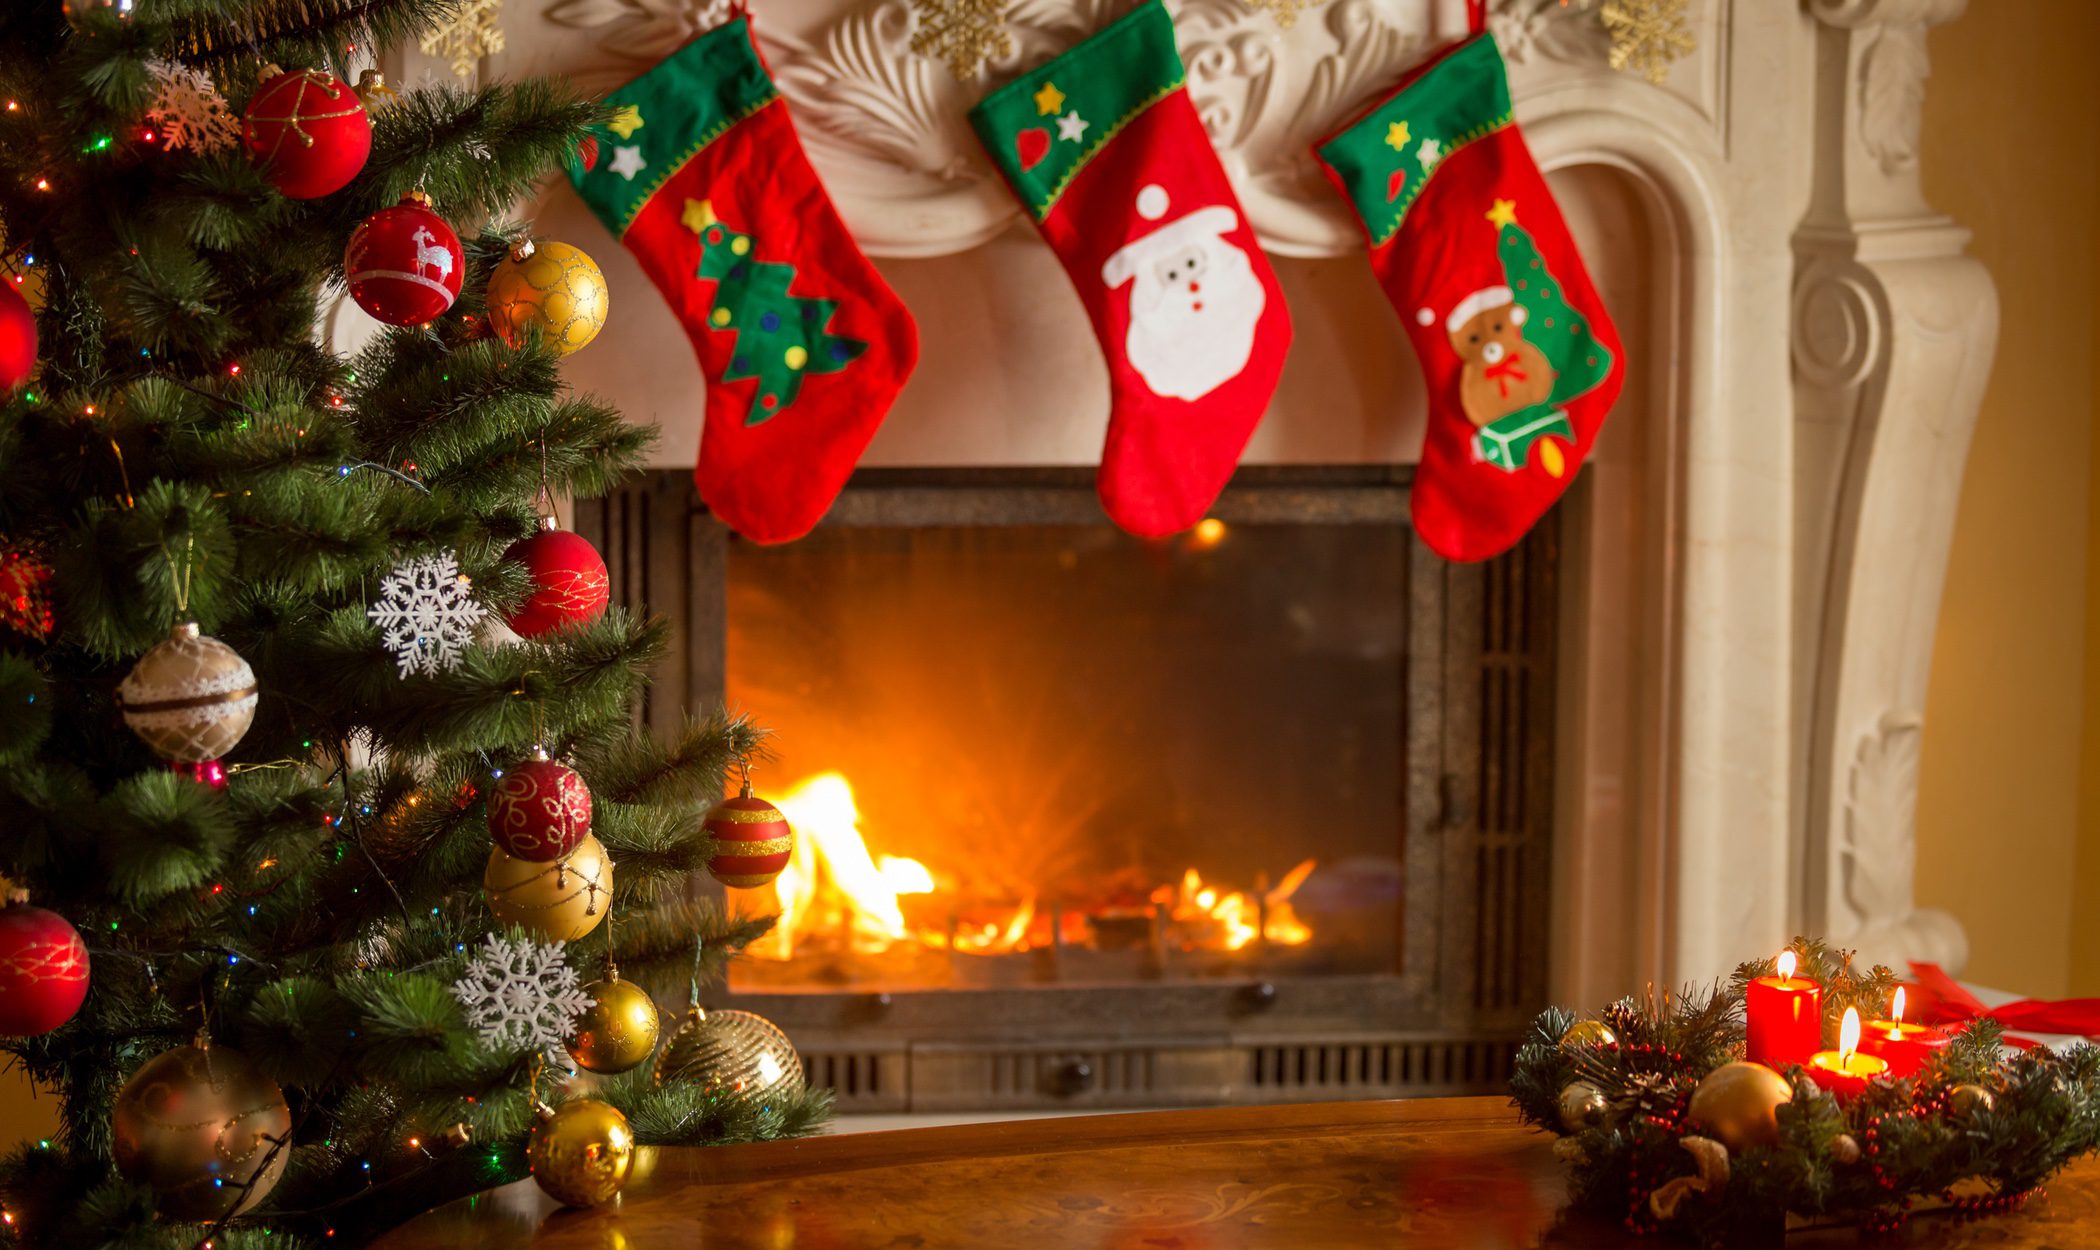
[1792, 0, 1995, 973]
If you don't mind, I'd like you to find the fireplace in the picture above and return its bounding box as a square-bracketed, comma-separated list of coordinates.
[575, 466, 1560, 1112]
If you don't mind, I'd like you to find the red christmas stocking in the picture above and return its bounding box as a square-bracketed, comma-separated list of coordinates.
[569, 16, 917, 544]
[969, 1, 1291, 537]
[1315, 35, 1623, 563]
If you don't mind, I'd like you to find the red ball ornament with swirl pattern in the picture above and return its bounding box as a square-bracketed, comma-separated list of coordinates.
[0, 892, 89, 1036]
[488, 748, 593, 861]
[346, 192, 464, 326]
[703, 780, 793, 889]
[0, 278, 35, 393]
[501, 518, 609, 639]
[241, 69, 371, 200]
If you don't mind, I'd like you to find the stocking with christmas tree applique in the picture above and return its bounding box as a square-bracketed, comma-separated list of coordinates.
[1315, 34, 1622, 563]
[969, 0, 1291, 538]
[568, 15, 917, 544]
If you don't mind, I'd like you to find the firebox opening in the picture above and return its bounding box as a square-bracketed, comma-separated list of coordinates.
[723, 498, 1410, 991]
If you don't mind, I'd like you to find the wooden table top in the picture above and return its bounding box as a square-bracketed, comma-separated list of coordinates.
[375, 1096, 2100, 1249]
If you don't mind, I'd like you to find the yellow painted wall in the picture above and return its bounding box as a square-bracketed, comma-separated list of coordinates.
[1914, 0, 2100, 996]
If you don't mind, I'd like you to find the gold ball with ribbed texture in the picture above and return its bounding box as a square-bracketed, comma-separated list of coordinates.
[118, 622, 258, 762]
[486, 239, 607, 355]
[653, 1005, 804, 1098]
[483, 833, 612, 941]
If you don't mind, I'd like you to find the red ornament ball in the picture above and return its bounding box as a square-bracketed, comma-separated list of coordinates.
[0, 896, 89, 1037]
[242, 69, 371, 200]
[0, 279, 34, 393]
[704, 790, 793, 889]
[488, 751, 593, 861]
[501, 521, 609, 639]
[0, 546, 53, 641]
[346, 193, 464, 326]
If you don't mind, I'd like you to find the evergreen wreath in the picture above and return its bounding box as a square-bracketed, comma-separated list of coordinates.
[1510, 939, 2100, 1246]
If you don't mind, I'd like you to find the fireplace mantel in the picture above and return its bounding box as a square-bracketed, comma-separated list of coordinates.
[360, 0, 1996, 1000]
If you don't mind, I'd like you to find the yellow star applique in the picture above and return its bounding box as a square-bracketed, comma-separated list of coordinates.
[1033, 82, 1066, 116]
[682, 198, 718, 234]
[608, 105, 645, 139]
[1385, 120, 1410, 151]
[1485, 198, 1519, 229]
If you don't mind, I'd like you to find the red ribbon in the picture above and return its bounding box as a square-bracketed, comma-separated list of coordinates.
[1484, 354, 1530, 397]
[1466, 0, 1486, 35]
[1907, 961, 2100, 1048]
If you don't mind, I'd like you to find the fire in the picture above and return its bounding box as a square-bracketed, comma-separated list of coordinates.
[742, 772, 1315, 963]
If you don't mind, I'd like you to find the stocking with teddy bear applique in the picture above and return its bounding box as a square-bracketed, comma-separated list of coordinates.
[1315, 33, 1622, 563]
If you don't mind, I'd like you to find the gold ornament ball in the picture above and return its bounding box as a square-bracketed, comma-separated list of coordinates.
[484, 833, 613, 941]
[112, 1040, 291, 1221]
[1558, 1080, 1609, 1133]
[1948, 1083, 1996, 1118]
[1686, 1061, 1793, 1153]
[118, 622, 258, 763]
[1832, 1133, 1862, 1165]
[1560, 1019, 1617, 1049]
[567, 974, 661, 1074]
[528, 1098, 635, 1208]
[486, 239, 608, 356]
[654, 1006, 805, 1098]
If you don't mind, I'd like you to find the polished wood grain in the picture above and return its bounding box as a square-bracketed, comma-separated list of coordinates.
[376, 1097, 2100, 1249]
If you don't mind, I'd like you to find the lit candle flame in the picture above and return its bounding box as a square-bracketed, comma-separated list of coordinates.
[1776, 950, 1796, 981]
[1890, 986, 1905, 1024]
[1839, 1007, 1861, 1062]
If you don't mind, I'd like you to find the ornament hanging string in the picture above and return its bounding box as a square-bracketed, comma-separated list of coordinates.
[157, 531, 197, 617]
[1466, 0, 1485, 35]
[106, 435, 137, 509]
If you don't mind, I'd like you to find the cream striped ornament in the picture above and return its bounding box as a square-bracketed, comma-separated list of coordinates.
[118, 623, 258, 762]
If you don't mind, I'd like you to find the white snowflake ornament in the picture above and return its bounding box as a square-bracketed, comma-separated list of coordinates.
[143, 60, 240, 155]
[450, 933, 594, 1054]
[367, 550, 487, 678]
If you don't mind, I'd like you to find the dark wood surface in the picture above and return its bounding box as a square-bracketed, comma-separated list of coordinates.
[374, 1096, 2100, 1249]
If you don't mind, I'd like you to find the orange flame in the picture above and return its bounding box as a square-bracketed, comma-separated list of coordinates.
[746, 772, 1314, 961]
[1890, 986, 1906, 1024]
[1839, 1007, 1862, 1062]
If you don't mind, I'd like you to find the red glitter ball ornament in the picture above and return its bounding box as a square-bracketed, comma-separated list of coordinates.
[0, 280, 34, 393]
[501, 519, 609, 638]
[346, 192, 464, 326]
[241, 69, 371, 200]
[0, 893, 90, 1037]
[703, 783, 793, 889]
[0, 546, 53, 641]
[487, 749, 592, 861]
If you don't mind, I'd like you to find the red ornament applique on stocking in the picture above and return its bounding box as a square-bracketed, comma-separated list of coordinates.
[1315, 34, 1623, 562]
[569, 16, 918, 544]
[970, 0, 1291, 537]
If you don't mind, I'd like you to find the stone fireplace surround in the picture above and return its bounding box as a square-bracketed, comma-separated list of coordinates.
[354, 0, 1997, 1015]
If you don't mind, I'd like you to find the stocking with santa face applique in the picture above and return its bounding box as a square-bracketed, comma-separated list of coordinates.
[1315, 34, 1622, 563]
[567, 15, 917, 544]
[969, 0, 1291, 537]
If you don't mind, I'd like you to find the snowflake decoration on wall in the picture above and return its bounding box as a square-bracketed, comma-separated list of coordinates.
[366, 550, 487, 678]
[418, 0, 507, 80]
[143, 61, 240, 155]
[1600, 0, 1695, 84]
[450, 933, 594, 1054]
[1239, 0, 1329, 30]
[909, 0, 1013, 81]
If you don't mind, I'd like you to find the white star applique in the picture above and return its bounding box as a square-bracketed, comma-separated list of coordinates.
[1416, 137, 1442, 167]
[1056, 110, 1089, 144]
[608, 145, 647, 181]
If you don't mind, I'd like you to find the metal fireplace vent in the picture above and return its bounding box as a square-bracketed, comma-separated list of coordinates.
[575, 467, 1558, 1113]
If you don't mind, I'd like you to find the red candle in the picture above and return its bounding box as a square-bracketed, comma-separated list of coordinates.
[1857, 987, 1948, 1079]
[1808, 1009, 1890, 1103]
[1746, 950, 1823, 1069]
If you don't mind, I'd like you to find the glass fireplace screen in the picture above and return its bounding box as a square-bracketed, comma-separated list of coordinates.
[723, 515, 1409, 990]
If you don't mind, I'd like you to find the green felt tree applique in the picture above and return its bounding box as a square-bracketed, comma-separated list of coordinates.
[684, 198, 867, 425]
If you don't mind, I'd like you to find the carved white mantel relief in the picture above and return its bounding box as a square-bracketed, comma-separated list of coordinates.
[457, 0, 1992, 997]
[1793, 0, 1993, 975]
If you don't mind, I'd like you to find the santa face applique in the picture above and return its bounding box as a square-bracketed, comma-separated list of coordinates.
[1101, 185, 1267, 402]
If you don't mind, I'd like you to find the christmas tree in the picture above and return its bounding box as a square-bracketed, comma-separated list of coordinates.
[684, 198, 866, 425]
[1472, 199, 1615, 474]
[0, 2, 825, 1245]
